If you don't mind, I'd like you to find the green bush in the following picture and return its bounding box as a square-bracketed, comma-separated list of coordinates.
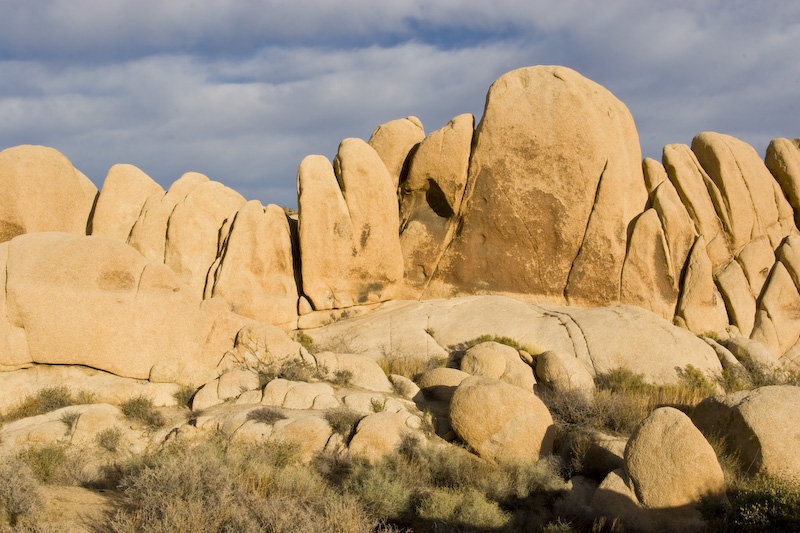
[3, 387, 76, 422]
[416, 487, 511, 531]
[700, 475, 800, 532]
[120, 396, 165, 429]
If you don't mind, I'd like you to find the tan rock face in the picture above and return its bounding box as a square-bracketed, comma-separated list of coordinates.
[766, 137, 800, 226]
[449, 376, 554, 462]
[207, 201, 298, 327]
[750, 261, 800, 355]
[625, 407, 725, 510]
[430, 66, 646, 305]
[674, 236, 730, 335]
[0, 232, 242, 383]
[298, 139, 403, 310]
[0, 145, 96, 243]
[642, 157, 667, 193]
[715, 260, 757, 336]
[164, 180, 246, 297]
[620, 209, 679, 321]
[692, 132, 790, 250]
[650, 179, 696, 285]
[535, 350, 595, 399]
[91, 164, 163, 242]
[663, 143, 732, 267]
[399, 114, 473, 297]
[367, 116, 425, 185]
[692, 386, 800, 482]
[127, 172, 209, 263]
[348, 411, 422, 464]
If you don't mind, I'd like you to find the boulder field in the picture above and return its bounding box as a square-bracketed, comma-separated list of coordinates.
[1, 64, 800, 530]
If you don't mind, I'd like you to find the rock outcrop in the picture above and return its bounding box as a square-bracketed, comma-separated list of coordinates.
[0, 145, 97, 243]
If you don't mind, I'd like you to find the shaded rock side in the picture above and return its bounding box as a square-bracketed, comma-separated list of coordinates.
[0, 232, 245, 383]
[206, 201, 298, 327]
[0, 145, 97, 243]
[766, 137, 800, 227]
[449, 376, 555, 462]
[367, 116, 425, 185]
[90, 164, 163, 242]
[430, 65, 646, 306]
[398, 114, 474, 297]
[297, 139, 403, 310]
[692, 386, 800, 482]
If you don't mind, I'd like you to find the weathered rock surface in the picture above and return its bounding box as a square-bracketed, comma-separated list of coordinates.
[535, 350, 595, 399]
[348, 411, 422, 463]
[91, 164, 163, 242]
[449, 376, 554, 462]
[692, 385, 800, 481]
[766, 137, 800, 226]
[0, 145, 96, 243]
[0, 232, 247, 383]
[304, 296, 723, 385]
[674, 236, 730, 335]
[297, 139, 403, 310]
[460, 341, 535, 390]
[206, 201, 298, 327]
[398, 113, 474, 297]
[427, 66, 647, 305]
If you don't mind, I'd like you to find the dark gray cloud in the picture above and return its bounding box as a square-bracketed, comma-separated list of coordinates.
[0, 0, 797, 207]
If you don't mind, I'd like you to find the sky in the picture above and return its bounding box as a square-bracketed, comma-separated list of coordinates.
[0, 1, 798, 209]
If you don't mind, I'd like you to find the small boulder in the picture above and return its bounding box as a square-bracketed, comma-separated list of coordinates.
[449, 376, 555, 462]
[692, 385, 800, 482]
[535, 350, 595, 400]
[625, 407, 725, 512]
[348, 411, 421, 463]
[418, 367, 471, 402]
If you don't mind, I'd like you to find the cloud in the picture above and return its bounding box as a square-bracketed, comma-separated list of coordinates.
[0, 0, 798, 207]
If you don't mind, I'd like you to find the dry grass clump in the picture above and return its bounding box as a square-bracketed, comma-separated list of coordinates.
[119, 396, 165, 429]
[17, 445, 70, 485]
[0, 457, 42, 528]
[95, 426, 123, 453]
[246, 406, 286, 426]
[378, 355, 447, 380]
[172, 384, 197, 408]
[254, 357, 325, 386]
[699, 474, 800, 532]
[1, 387, 94, 424]
[324, 407, 363, 441]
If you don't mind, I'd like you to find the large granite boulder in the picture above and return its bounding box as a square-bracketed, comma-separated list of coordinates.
[91, 164, 163, 242]
[692, 385, 800, 481]
[297, 139, 403, 310]
[0, 232, 245, 383]
[0, 145, 96, 243]
[425, 65, 647, 305]
[367, 116, 425, 185]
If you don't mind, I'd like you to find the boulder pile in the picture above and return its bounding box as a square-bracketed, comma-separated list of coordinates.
[1, 64, 799, 531]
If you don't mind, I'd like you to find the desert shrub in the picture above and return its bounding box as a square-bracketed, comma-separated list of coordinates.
[59, 411, 80, 434]
[0, 458, 42, 527]
[172, 384, 196, 408]
[293, 331, 315, 352]
[120, 396, 165, 429]
[332, 369, 354, 387]
[700, 475, 800, 532]
[325, 407, 363, 440]
[246, 406, 286, 425]
[95, 426, 123, 453]
[378, 355, 447, 380]
[255, 357, 324, 385]
[370, 398, 386, 412]
[343, 460, 416, 521]
[3, 387, 84, 422]
[17, 445, 69, 484]
[416, 487, 511, 531]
